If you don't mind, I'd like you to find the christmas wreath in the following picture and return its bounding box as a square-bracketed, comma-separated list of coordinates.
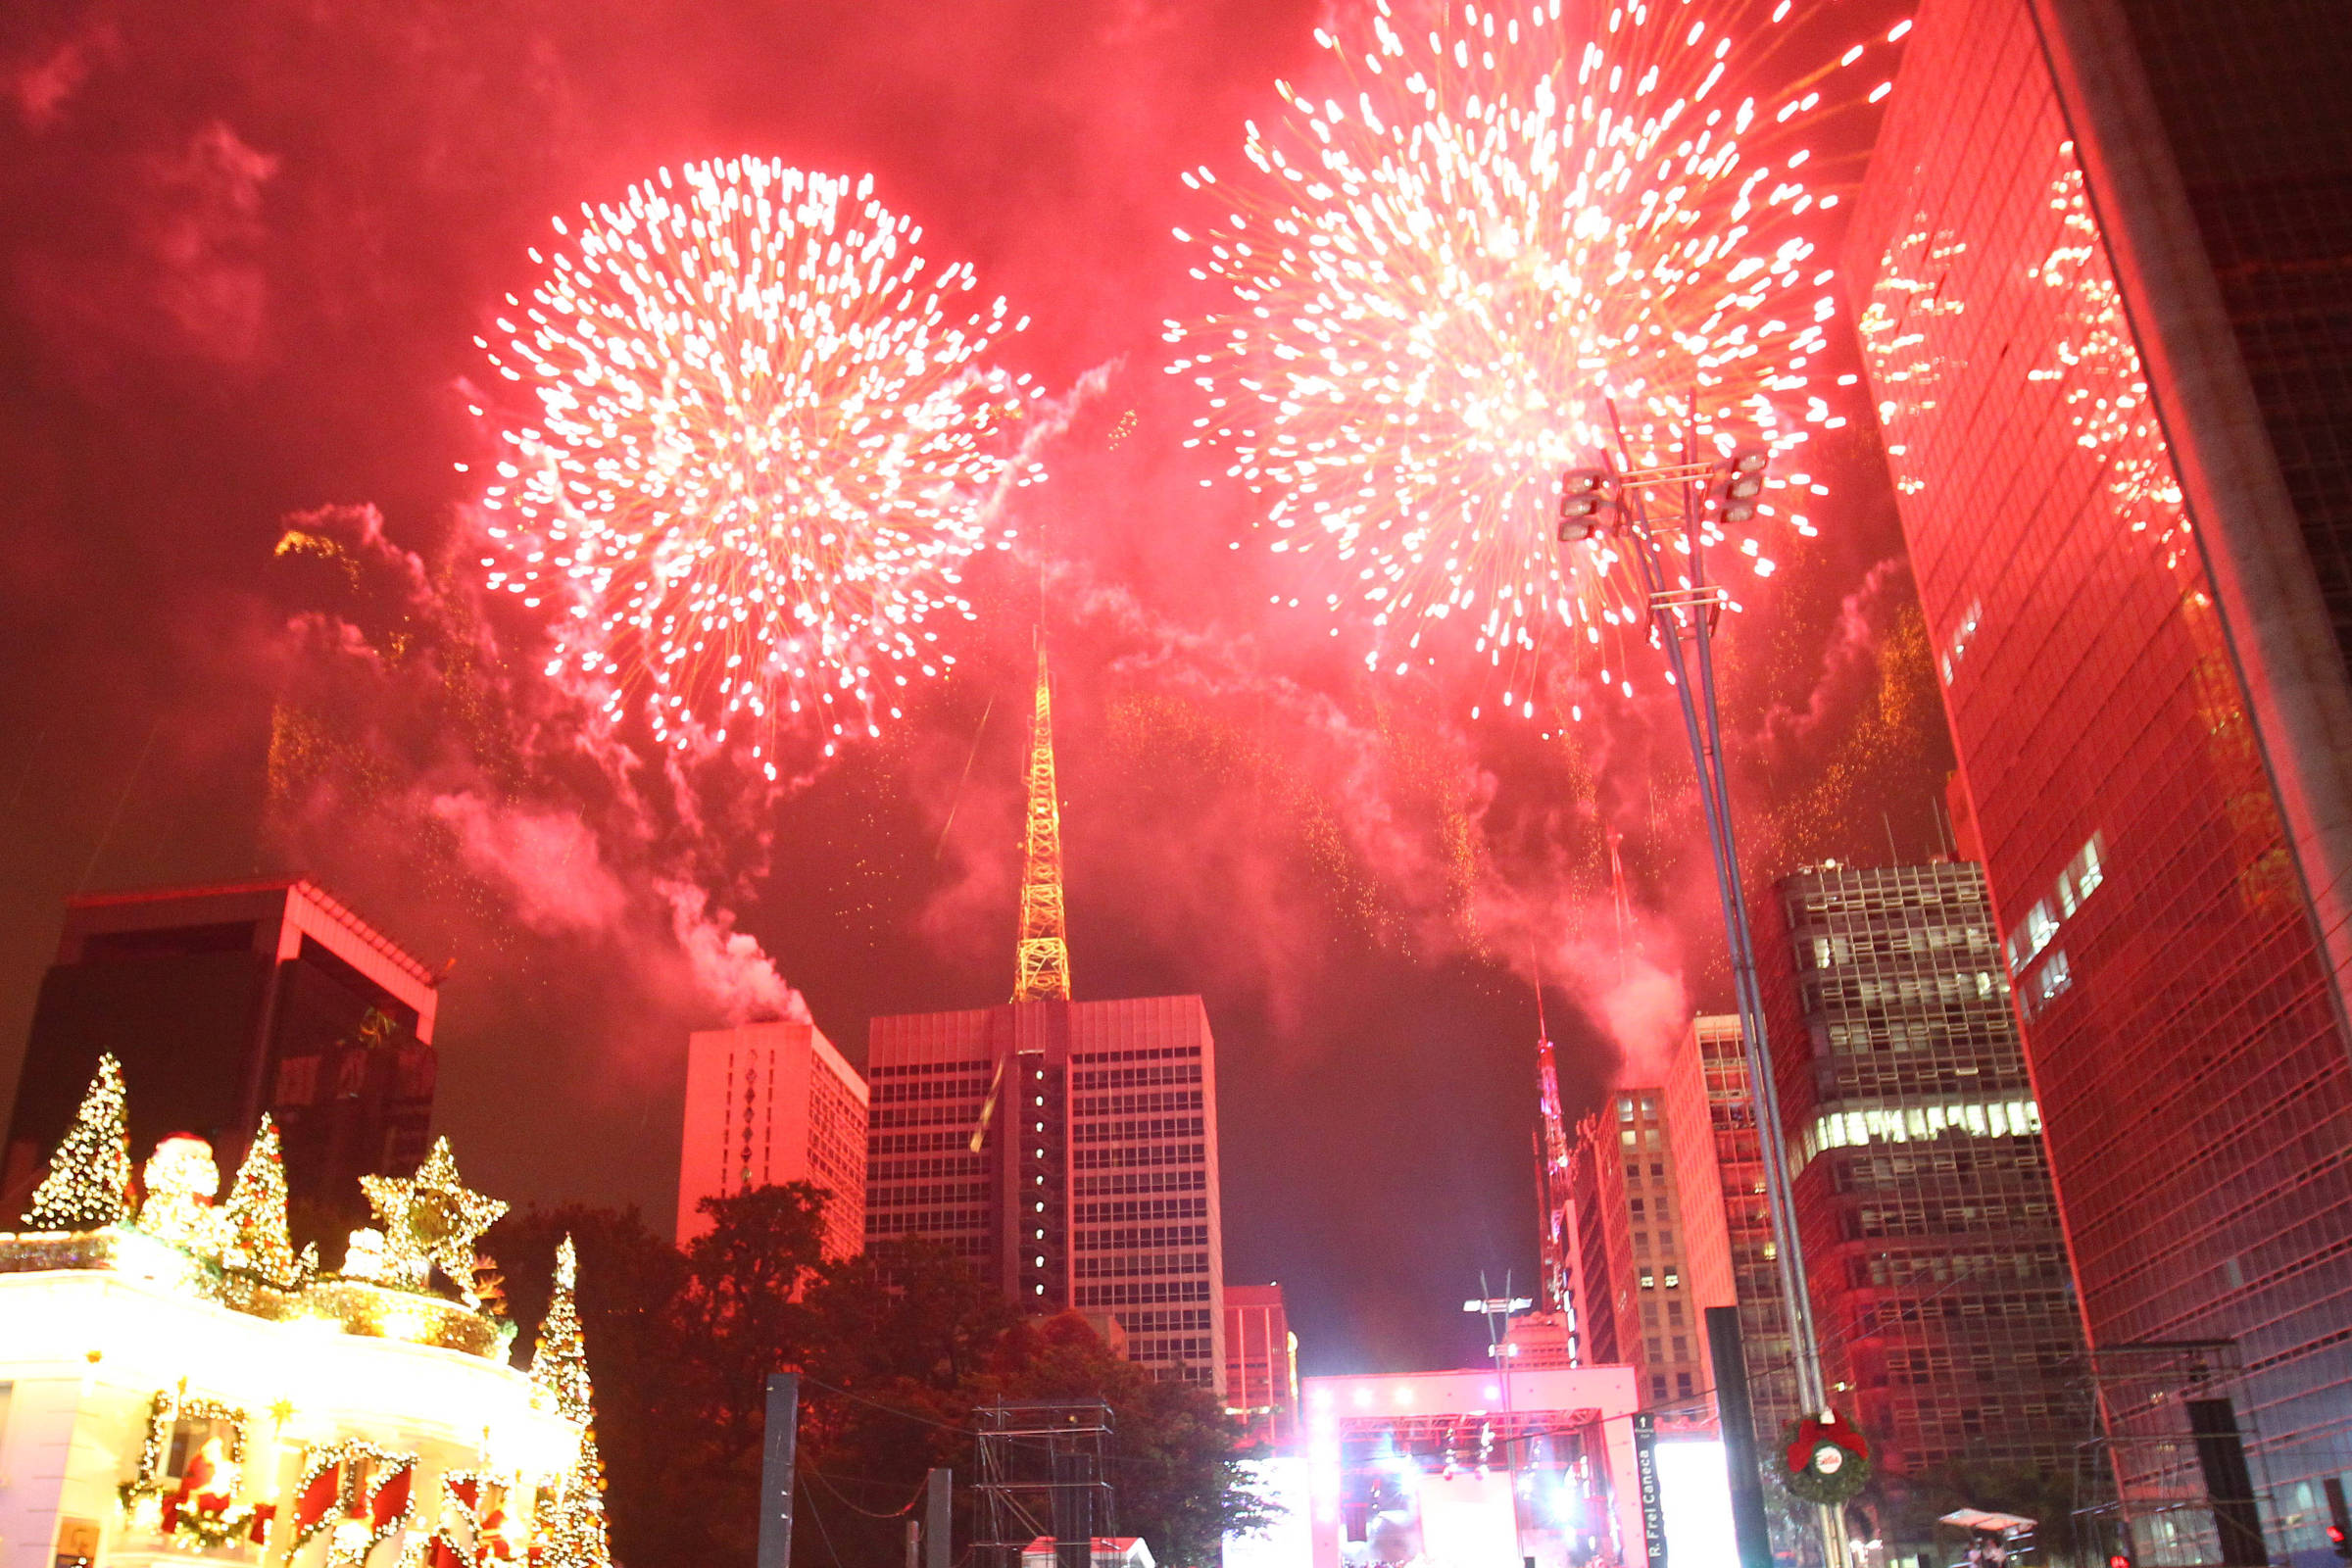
[1780, 1410, 1871, 1505]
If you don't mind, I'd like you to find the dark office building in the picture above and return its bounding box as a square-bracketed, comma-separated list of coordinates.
[1846, 0, 2352, 1539]
[864, 995, 1226, 1390]
[3, 879, 440, 1215]
[1757, 861, 2089, 1476]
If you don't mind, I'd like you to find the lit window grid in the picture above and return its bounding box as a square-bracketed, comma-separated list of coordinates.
[1771, 863, 2088, 1471]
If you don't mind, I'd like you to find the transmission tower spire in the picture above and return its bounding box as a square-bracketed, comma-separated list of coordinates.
[1012, 640, 1072, 1002]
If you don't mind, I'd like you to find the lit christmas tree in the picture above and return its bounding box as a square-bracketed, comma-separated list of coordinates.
[23, 1054, 134, 1230]
[221, 1115, 299, 1285]
[529, 1238, 612, 1568]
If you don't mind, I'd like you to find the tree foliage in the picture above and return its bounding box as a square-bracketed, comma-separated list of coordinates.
[1866, 1459, 2087, 1568]
[483, 1188, 1260, 1568]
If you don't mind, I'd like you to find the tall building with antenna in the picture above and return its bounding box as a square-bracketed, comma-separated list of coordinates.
[864, 648, 1228, 1388]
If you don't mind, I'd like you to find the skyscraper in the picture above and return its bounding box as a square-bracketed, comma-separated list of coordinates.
[1846, 0, 2352, 1512]
[675, 1019, 868, 1256]
[1659, 1014, 1796, 1447]
[1756, 861, 2088, 1475]
[3, 879, 438, 1216]
[1562, 1089, 1727, 1411]
[864, 650, 1227, 1388]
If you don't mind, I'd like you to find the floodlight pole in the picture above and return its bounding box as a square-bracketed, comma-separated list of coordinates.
[1560, 436, 1843, 1568]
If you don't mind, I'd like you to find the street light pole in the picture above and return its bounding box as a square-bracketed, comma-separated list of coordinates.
[1559, 438, 1843, 1568]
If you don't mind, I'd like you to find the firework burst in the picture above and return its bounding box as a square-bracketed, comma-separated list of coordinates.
[475, 158, 1044, 769]
[1169, 0, 1899, 719]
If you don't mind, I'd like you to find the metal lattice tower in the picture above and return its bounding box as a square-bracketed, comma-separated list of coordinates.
[1012, 642, 1072, 1002]
[1534, 984, 1574, 1314]
[974, 1399, 1114, 1568]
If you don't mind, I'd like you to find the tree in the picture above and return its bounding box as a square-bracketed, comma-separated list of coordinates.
[24, 1054, 133, 1230]
[484, 1205, 688, 1568]
[529, 1239, 613, 1568]
[792, 1240, 1017, 1568]
[1874, 1459, 2087, 1568]
[671, 1183, 837, 1565]
[220, 1115, 299, 1284]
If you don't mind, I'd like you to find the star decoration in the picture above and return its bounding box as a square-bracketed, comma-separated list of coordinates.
[359, 1139, 508, 1303]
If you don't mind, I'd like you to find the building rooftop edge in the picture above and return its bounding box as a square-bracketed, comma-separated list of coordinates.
[66, 875, 440, 991]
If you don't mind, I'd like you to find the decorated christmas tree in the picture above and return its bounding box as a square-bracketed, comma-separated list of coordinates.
[528, 1238, 612, 1568]
[220, 1115, 299, 1285]
[23, 1054, 134, 1230]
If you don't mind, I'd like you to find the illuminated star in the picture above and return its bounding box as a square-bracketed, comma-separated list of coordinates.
[358, 1139, 508, 1303]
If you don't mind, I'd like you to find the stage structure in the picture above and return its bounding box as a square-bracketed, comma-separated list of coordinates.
[1298, 1365, 1647, 1568]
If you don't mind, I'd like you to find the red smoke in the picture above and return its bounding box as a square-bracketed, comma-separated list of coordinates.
[0, 0, 1936, 1370]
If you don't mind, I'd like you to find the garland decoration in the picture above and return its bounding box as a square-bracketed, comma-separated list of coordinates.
[291, 1442, 417, 1564]
[1780, 1409, 1872, 1505]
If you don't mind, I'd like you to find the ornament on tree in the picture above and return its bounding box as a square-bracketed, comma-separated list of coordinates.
[23, 1054, 134, 1231]
[359, 1139, 508, 1302]
[528, 1239, 611, 1568]
[137, 1135, 230, 1256]
[221, 1115, 299, 1286]
[1780, 1409, 1872, 1506]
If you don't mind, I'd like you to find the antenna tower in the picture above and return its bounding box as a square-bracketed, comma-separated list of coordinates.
[1012, 641, 1072, 1002]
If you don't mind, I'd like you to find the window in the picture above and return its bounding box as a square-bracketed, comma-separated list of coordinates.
[1639, 1269, 1655, 1290]
[1651, 1375, 1669, 1401]
[1666, 1300, 1684, 1326]
[1676, 1372, 1694, 1399]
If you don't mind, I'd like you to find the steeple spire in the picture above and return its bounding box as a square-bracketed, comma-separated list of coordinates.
[1012, 640, 1071, 1001]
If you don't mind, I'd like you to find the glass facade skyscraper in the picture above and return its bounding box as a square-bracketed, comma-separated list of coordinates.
[3, 879, 439, 1221]
[1846, 0, 2352, 1527]
[1758, 862, 2088, 1474]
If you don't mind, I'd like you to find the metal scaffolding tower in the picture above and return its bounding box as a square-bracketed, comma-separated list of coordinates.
[2072, 1341, 2278, 1568]
[974, 1399, 1115, 1568]
[1012, 643, 1073, 1003]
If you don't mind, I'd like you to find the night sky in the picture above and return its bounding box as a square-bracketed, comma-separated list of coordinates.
[0, 0, 1943, 1375]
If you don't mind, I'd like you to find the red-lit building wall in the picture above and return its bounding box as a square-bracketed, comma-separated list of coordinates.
[1223, 1283, 1297, 1449]
[1844, 0, 2352, 1505]
[676, 1020, 868, 1258]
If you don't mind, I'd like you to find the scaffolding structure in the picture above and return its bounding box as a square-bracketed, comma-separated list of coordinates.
[2072, 1341, 2278, 1568]
[973, 1399, 1115, 1568]
[1012, 644, 1072, 1003]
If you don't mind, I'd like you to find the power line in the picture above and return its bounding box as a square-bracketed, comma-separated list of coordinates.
[799, 1374, 971, 1436]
